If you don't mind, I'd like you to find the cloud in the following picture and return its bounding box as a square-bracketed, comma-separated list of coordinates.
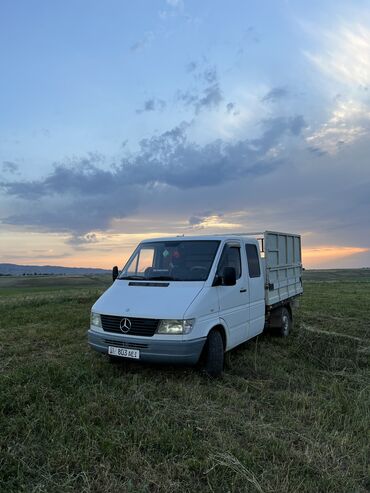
[177, 65, 223, 113]
[66, 233, 98, 246]
[186, 61, 198, 73]
[306, 23, 370, 88]
[202, 67, 218, 84]
[188, 212, 241, 230]
[306, 99, 370, 154]
[2, 161, 19, 174]
[304, 21, 370, 155]
[0, 115, 306, 234]
[226, 102, 239, 116]
[136, 98, 166, 114]
[262, 87, 289, 103]
[195, 83, 223, 113]
[179, 84, 223, 112]
[188, 211, 214, 226]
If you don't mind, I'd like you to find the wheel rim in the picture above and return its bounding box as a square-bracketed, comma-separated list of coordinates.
[282, 314, 289, 336]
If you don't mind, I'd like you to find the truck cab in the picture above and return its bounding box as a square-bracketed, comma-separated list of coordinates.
[88, 232, 303, 376]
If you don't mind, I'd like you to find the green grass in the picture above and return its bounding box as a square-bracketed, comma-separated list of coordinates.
[0, 272, 369, 492]
[0, 275, 111, 297]
[302, 268, 370, 282]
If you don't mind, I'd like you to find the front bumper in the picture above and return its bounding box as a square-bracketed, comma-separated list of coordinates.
[87, 328, 206, 365]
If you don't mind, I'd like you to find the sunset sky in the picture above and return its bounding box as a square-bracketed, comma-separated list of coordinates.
[0, 0, 369, 269]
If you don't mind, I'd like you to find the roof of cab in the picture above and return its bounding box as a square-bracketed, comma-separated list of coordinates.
[140, 235, 258, 243]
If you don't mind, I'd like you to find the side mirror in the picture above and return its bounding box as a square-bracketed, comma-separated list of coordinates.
[112, 266, 119, 282]
[223, 267, 236, 286]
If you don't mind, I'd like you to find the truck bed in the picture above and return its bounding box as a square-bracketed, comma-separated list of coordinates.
[260, 231, 303, 306]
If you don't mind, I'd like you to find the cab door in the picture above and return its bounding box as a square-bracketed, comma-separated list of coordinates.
[245, 242, 265, 337]
[216, 242, 250, 348]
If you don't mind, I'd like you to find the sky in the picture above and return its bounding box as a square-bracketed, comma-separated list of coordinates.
[0, 0, 369, 269]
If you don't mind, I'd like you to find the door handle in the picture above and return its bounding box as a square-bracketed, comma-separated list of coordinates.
[240, 288, 247, 293]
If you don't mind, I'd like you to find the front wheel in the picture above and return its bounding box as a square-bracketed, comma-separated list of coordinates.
[202, 330, 224, 377]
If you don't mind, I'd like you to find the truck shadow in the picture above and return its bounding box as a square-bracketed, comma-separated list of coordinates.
[103, 329, 277, 379]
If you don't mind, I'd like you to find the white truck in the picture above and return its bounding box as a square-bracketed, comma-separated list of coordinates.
[88, 231, 303, 376]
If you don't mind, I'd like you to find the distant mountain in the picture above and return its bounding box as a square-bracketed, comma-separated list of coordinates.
[0, 263, 110, 276]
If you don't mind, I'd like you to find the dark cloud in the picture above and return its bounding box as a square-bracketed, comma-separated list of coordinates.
[2, 161, 19, 174]
[226, 102, 235, 113]
[262, 86, 289, 103]
[289, 115, 306, 135]
[177, 81, 223, 113]
[195, 83, 223, 113]
[188, 215, 203, 226]
[136, 98, 166, 114]
[188, 211, 219, 227]
[186, 61, 198, 73]
[308, 146, 327, 157]
[226, 102, 239, 116]
[202, 67, 218, 84]
[1, 115, 306, 234]
[3, 190, 139, 233]
[178, 64, 223, 113]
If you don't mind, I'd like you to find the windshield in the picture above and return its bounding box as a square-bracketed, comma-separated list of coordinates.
[119, 240, 220, 281]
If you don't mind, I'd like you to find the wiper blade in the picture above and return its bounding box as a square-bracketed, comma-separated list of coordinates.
[119, 275, 146, 280]
[147, 275, 175, 281]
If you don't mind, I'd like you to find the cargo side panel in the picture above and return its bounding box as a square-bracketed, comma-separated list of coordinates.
[264, 232, 303, 306]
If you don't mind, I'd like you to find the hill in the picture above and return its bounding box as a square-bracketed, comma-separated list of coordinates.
[0, 263, 110, 276]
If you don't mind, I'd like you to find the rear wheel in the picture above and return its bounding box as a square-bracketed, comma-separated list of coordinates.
[269, 306, 293, 337]
[202, 330, 224, 377]
[279, 307, 292, 337]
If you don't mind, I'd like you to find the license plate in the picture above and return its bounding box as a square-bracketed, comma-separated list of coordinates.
[108, 346, 140, 359]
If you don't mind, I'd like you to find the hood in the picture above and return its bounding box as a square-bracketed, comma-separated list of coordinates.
[92, 280, 204, 319]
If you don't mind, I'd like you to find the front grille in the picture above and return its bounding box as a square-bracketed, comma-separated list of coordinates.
[103, 338, 149, 349]
[100, 314, 159, 337]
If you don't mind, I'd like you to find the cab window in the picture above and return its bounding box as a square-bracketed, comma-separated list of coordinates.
[217, 245, 242, 279]
[245, 244, 261, 278]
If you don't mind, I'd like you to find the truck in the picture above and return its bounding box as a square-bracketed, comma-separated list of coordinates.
[88, 231, 303, 376]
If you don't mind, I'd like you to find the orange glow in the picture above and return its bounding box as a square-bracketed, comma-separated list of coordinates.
[64, 245, 369, 269]
[1, 226, 368, 270]
[302, 246, 369, 267]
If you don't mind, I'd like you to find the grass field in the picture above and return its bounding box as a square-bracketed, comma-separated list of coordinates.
[0, 271, 369, 492]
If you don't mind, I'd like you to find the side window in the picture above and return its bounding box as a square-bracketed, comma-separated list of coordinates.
[217, 245, 242, 279]
[245, 244, 261, 278]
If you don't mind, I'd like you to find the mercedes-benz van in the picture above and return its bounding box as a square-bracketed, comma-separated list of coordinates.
[88, 232, 303, 376]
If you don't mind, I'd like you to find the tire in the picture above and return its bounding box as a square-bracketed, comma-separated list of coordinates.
[203, 330, 224, 377]
[278, 307, 292, 337]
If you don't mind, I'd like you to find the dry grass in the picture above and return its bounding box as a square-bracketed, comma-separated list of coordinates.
[0, 272, 369, 492]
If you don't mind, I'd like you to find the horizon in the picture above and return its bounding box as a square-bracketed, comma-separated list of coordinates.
[2, 261, 370, 271]
[1, 1, 369, 269]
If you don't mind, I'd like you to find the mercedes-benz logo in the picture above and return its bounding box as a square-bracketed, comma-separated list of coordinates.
[119, 317, 131, 334]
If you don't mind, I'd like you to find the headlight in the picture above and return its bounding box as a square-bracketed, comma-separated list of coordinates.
[156, 319, 195, 335]
[91, 312, 102, 328]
